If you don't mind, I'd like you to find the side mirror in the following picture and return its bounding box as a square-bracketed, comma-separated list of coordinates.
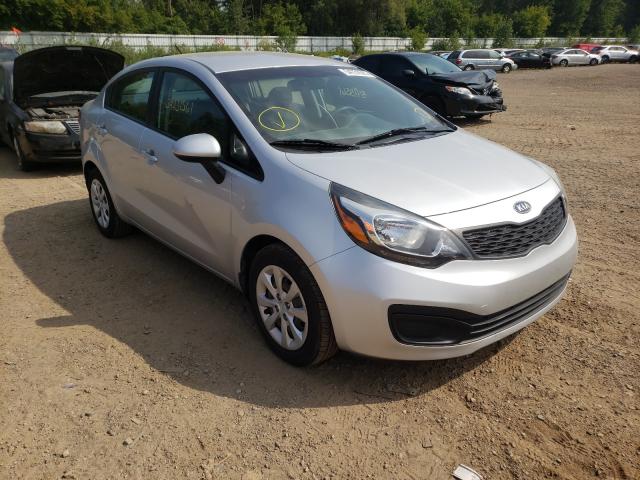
[402, 69, 416, 77]
[173, 133, 225, 184]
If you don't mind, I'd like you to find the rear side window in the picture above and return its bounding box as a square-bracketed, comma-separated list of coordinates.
[106, 71, 154, 123]
[354, 56, 380, 74]
[378, 56, 412, 77]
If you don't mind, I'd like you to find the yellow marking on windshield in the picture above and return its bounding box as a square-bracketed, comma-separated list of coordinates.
[258, 106, 301, 132]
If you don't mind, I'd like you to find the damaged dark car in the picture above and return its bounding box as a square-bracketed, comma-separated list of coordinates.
[0, 46, 124, 170]
[352, 52, 505, 119]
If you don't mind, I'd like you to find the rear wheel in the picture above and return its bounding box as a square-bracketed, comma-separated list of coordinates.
[560, 59, 569, 67]
[501, 63, 512, 73]
[248, 244, 337, 366]
[85, 167, 133, 238]
[12, 134, 36, 172]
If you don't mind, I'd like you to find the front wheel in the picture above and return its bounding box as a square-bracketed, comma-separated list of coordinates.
[463, 65, 474, 71]
[12, 134, 36, 172]
[249, 244, 337, 366]
[589, 58, 598, 66]
[601, 56, 610, 64]
[85, 167, 133, 238]
[560, 59, 569, 67]
[501, 63, 512, 73]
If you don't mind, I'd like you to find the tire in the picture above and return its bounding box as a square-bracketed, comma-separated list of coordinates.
[560, 59, 568, 67]
[630, 55, 638, 64]
[12, 134, 36, 172]
[248, 243, 338, 366]
[589, 58, 598, 66]
[85, 167, 133, 238]
[463, 65, 474, 71]
[501, 63, 512, 73]
[601, 56, 610, 64]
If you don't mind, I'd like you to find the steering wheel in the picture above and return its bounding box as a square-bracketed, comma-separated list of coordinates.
[331, 106, 358, 127]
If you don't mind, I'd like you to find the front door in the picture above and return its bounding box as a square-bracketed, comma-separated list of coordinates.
[137, 70, 233, 274]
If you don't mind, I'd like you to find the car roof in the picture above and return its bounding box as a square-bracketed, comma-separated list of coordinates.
[150, 52, 344, 73]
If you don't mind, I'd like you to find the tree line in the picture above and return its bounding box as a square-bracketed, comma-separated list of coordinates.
[2, 0, 639, 42]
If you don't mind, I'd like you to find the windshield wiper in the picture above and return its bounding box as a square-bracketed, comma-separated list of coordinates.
[270, 139, 358, 151]
[356, 127, 453, 146]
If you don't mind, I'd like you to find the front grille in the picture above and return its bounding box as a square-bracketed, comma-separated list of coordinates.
[388, 274, 570, 345]
[462, 197, 566, 259]
[65, 120, 80, 135]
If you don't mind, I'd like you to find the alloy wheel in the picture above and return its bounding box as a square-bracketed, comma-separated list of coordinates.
[90, 178, 110, 229]
[256, 265, 308, 351]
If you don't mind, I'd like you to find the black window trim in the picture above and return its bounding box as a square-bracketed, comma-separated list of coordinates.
[104, 67, 159, 127]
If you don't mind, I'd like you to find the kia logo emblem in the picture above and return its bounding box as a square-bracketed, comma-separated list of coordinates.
[513, 201, 532, 214]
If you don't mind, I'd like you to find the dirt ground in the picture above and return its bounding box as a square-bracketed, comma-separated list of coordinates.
[1, 64, 638, 480]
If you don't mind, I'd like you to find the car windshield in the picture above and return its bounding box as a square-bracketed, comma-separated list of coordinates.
[216, 66, 451, 148]
[406, 54, 461, 74]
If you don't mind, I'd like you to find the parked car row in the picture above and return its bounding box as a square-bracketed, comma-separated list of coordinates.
[1, 45, 579, 366]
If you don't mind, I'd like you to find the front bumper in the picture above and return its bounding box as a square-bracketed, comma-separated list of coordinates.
[444, 92, 506, 117]
[17, 130, 81, 163]
[310, 198, 578, 361]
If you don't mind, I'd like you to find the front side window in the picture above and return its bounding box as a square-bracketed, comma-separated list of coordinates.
[216, 66, 452, 149]
[378, 57, 412, 77]
[156, 71, 228, 143]
[409, 54, 461, 74]
[107, 71, 154, 123]
[156, 71, 261, 177]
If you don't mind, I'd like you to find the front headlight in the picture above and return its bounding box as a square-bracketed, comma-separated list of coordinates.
[24, 121, 67, 134]
[491, 82, 500, 91]
[330, 183, 472, 268]
[445, 85, 473, 96]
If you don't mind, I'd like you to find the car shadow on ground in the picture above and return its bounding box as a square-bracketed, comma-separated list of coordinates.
[4, 199, 515, 408]
[0, 146, 81, 179]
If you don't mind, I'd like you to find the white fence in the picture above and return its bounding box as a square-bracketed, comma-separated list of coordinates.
[0, 31, 630, 52]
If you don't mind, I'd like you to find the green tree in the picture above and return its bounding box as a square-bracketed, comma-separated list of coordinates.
[583, 0, 626, 36]
[256, 2, 306, 51]
[409, 27, 427, 50]
[493, 16, 514, 47]
[512, 5, 551, 38]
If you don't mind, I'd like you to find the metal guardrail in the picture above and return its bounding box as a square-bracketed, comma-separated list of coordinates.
[0, 31, 630, 52]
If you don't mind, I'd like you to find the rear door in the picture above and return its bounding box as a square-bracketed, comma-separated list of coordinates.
[100, 69, 157, 218]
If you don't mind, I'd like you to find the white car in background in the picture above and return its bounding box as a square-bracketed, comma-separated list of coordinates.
[591, 45, 639, 63]
[551, 49, 601, 67]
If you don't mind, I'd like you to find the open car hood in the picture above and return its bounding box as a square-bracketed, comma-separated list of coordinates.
[429, 69, 496, 89]
[12, 46, 124, 107]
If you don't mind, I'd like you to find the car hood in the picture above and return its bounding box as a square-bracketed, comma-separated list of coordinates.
[285, 129, 550, 217]
[429, 69, 497, 89]
[12, 46, 124, 107]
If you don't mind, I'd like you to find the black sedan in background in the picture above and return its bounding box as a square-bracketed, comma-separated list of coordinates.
[353, 52, 505, 119]
[508, 50, 552, 69]
[0, 46, 123, 171]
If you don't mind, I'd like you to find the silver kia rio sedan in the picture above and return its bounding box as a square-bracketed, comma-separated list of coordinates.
[80, 52, 577, 366]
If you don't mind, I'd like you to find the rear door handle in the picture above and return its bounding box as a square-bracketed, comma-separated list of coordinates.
[142, 148, 158, 163]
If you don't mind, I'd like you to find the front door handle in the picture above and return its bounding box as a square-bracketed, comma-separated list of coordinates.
[142, 148, 158, 164]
